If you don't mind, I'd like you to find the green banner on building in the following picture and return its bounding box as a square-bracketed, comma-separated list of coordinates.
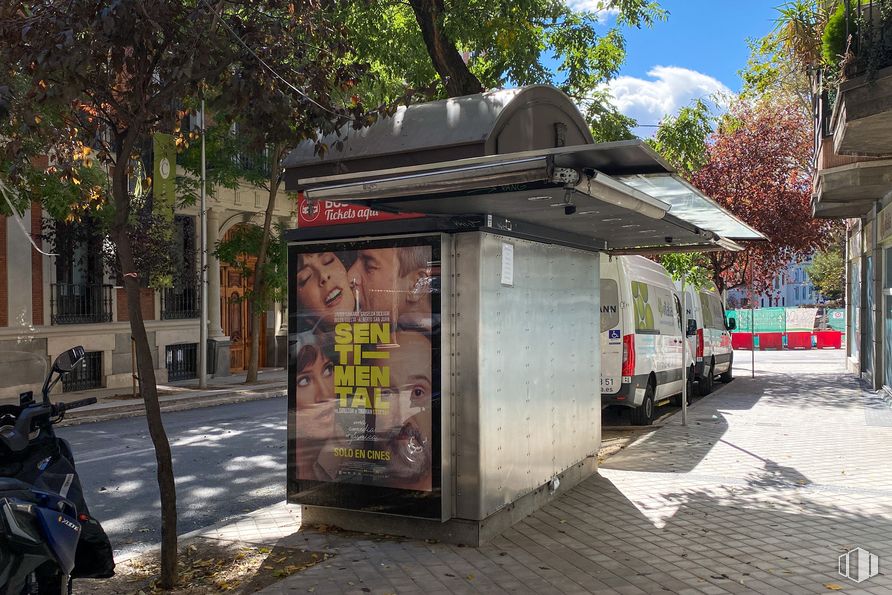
[153, 132, 175, 222]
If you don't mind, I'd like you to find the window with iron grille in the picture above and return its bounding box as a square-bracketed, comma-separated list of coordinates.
[61, 351, 103, 392]
[162, 216, 199, 319]
[166, 343, 198, 381]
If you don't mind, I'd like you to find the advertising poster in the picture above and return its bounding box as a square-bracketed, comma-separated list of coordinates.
[288, 236, 441, 517]
[297, 194, 423, 228]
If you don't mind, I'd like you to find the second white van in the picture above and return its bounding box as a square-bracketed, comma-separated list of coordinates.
[677, 283, 735, 395]
[601, 255, 694, 425]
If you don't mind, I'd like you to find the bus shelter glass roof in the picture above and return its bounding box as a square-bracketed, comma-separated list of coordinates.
[618, 174, 765, 242]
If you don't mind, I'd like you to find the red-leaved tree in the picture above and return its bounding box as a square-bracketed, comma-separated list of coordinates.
[691, 100, 832, 296]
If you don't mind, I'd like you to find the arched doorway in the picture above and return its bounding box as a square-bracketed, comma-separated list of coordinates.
[220, 224, 266, 372]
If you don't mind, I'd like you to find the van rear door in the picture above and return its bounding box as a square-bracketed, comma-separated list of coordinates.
[600, 278, 622, 394]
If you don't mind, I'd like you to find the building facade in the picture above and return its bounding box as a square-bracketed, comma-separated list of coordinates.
[0, 181, 294, 395]
[810, 1, 892, 392]
[725, 256, 826, 309]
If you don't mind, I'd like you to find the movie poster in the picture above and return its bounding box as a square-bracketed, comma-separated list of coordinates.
[290, 238, 439, 494]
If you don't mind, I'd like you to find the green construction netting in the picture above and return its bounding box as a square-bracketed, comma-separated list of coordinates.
[725, 308, 846, 333]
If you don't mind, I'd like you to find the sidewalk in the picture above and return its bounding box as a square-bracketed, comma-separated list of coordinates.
[50, 367, 287, 424]
[196, 350, 892, 594]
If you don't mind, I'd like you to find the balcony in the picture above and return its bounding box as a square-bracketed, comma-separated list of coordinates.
[829, 1, 892, 155]
[832, 66, 892, 155]
[160, 279, 200, 320]
[812, 132, 892, 218]
[50, 283, 113, 325]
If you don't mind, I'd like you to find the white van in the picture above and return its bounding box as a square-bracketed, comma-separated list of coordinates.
[601, 255, 694, 425]
[676, 283, 734, 395]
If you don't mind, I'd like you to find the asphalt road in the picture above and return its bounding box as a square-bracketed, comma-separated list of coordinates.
[57, 396, 287, 558]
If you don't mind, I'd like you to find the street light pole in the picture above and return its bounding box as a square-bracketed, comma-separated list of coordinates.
[198, 98, 208, 389]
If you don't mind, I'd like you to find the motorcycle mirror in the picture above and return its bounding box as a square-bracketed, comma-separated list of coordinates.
[53, 346, 85, 374]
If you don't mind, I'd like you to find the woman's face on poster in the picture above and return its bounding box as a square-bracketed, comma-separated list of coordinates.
[386, 331, 432, 410]
[296, 347, 337, 440]
[297, 252, 355, 322]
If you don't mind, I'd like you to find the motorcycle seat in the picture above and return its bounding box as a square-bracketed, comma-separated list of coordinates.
[0, 477, 32, 492]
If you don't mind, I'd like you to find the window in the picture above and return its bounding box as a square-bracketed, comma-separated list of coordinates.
[699, 292, 714, 328]
[48, 218, 112, 325]
[794, 287, 800, 301]
[161, 216, 199, 319]
[600, 279, 619, 332]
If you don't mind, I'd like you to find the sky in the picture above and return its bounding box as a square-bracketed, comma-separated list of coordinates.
[561, 0, 783, 135]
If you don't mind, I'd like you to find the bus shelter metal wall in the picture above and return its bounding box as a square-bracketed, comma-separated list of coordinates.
[287, 222, 601, 543]
[451, 232, 600, 521]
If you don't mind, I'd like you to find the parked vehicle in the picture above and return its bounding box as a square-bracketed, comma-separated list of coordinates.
[676, 283, 735, 395]
[0, 346, 115, 594]
[600, 255, 695, 425]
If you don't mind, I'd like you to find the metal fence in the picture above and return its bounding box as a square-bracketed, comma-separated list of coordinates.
[161, 281, 200, 320]
[725, 307, 846, 333]
[50, 283, 113, 325]
[61, 351, 103, 392]
[166, 343, 198, 381]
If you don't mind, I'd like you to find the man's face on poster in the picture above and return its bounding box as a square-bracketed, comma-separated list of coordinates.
[349, 248, 425, 316]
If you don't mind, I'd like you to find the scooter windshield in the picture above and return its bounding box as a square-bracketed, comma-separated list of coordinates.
[0, 351, 49, 403]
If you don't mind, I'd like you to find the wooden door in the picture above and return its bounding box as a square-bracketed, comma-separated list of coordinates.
[220, 226, 266, 372]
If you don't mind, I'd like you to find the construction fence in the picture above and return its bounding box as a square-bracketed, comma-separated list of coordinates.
[724, 307, 846, 350]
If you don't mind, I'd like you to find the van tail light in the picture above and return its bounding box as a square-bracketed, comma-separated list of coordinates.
[696, 328, 704, 359]
[622, 334, 635, 377]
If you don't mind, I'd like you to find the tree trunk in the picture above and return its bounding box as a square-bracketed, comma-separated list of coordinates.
[245, 143, 285, 383]
[111, 130, 178, 589]
[408, 0, 483, 97]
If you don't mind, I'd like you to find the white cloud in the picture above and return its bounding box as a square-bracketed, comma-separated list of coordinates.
[565, 0, 619, 22]
[604, 66, 734, 135]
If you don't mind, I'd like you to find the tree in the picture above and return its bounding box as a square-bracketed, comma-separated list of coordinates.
[337, 0, 665, 136]
[649, 98, 713, 177]
[690, 99, 832, 295]
[343, 0, 665, 95]
[808, 245, 844, 302]
[0, 1, 368, 587]
[658, 252, 713, 290]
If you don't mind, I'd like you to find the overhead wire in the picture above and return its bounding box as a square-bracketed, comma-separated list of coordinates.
[198, 0, 354, 122]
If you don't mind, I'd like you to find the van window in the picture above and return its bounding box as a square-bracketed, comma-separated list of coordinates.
[600, 279, 620, 332]
[705, 295, 726, 330]
[699, 292, 714, 328]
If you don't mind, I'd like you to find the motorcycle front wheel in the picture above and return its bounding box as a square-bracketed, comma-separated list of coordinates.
[30, 564, 70, 595]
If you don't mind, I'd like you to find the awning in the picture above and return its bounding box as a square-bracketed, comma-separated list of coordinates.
[296, 143, 760, 253]
[617, 174, 765, 242]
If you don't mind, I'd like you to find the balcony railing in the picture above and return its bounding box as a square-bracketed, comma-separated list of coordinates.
[50, 283, 113, 325]
[160, 280, 200, 320]
[842, 0, 892, 78]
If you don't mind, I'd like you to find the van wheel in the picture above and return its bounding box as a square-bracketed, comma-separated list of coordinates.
[720, 357, 733, 383]
[672, 367, 694, 407]
[631, 383, 655, 426]
[698, 359, 714, 396]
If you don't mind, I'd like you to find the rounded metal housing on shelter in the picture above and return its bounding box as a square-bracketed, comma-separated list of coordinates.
[283, 85, 593, 184]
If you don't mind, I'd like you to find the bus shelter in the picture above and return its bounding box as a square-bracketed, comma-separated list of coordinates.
[283, 86, 763, 545]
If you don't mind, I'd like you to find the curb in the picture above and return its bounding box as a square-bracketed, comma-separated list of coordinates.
[58, 388, 286, 427]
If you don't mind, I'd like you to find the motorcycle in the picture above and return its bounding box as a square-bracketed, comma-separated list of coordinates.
[0, 346, 115, 594]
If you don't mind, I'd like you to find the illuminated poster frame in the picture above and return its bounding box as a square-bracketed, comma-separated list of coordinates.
[287, 234, 442, 519]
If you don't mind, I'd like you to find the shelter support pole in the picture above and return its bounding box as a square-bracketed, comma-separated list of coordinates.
[751, 278, 755, 379]
[681, 269, 687, 426]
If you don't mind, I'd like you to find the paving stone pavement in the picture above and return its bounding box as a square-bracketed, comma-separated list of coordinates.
[253, 350, 891, 594]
